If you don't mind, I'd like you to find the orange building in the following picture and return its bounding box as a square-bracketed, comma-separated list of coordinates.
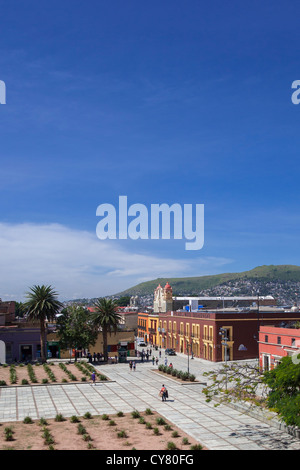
[137, 311, 159, 345]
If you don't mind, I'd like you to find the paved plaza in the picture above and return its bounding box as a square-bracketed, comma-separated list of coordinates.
[0, 351, 300, 450]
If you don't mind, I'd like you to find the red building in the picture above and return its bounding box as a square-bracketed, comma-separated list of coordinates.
[259, 325, 300, 371]
[157, 308, 300, 362]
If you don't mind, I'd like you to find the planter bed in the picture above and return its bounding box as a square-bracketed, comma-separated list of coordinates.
[0, 361, 108, 386]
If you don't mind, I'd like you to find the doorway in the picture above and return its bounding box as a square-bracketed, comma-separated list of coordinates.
[20, 345, 32, 362]
[47, 342, 60, 359]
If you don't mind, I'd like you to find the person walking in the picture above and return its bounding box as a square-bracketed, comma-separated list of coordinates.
[91, 371, 96, 385]
[133, 361, 136, 371]
[129, 361, 133, 371]
[160, 384, 168, 401]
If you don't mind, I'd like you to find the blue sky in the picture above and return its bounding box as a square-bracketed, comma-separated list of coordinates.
[1, 1, 300, 300]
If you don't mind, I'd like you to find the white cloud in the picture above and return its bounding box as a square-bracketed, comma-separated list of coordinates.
[0, 222, 233, 301]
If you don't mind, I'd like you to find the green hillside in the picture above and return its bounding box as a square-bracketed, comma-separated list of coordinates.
[116, 265, 300, 296]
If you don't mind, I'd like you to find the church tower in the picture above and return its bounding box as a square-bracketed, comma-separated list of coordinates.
[153, 282, 173, 313]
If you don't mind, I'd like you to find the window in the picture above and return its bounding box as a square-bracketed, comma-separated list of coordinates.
[277, 336, 281, 345]
[265, 335, 268, 343]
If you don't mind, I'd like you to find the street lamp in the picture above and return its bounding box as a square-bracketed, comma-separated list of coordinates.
[219, 328, 228, 391]
[186, 341, 193, 374]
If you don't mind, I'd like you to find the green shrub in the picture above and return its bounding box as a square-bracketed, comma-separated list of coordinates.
[153, 427, 160, 435]
[23, 416, 33, 424]
[4, 427, 14, 441]
[190, 444, 203, 450]
[77, 423, 87, 435]
[117, 411, 124, 417]
[21, 379, 29, 385]
[83, 412, 92, 419]
[117, 430, 127, 438]
[42, 428, 55, 446]
[145, 408, 153, 415]
[54, 413, 65, 422]
[27, 363, 38, 383]
[166, 441, 177, 450]
[70, 415, 80, 423]
[131, 410, 140, 419]
[101, 414, 109, 420]
[43, 364, 57, 382]
[156, 417, 166, 426]
[164, 424, 172, 431]
[171, 430, 179, 438]
[0, 380, 7, 386]
[9, 365, 17, 384]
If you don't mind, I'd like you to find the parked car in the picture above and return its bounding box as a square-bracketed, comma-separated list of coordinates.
[165, 348, 176, 356]
[137, 342, 147, 347]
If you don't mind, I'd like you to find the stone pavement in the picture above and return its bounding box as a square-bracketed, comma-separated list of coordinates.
[0, 358, 300, 450]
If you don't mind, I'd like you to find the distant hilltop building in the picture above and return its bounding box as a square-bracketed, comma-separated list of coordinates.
[153, 282, 173, 313]
[153, 282, 276, 312]
[130, 295, 140, 308]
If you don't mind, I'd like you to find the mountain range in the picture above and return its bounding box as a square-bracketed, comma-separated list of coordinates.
[115, 265, 300, 304]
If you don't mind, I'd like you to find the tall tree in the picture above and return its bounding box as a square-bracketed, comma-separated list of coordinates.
[92, 298, 121, 362]
[56, 305, 98, 361]
[23, 285, 63, 363]
[263, 355, 300, 427]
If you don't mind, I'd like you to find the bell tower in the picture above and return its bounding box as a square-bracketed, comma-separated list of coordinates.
[153, 282, 173, 313]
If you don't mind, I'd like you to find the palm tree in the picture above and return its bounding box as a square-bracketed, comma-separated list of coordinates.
[23, 285, 63, 363]
[92, 298, 121, 362]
